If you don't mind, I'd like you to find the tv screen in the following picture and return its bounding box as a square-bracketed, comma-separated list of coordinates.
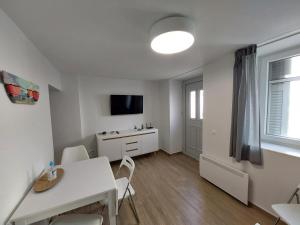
[110, 95, 143, 115]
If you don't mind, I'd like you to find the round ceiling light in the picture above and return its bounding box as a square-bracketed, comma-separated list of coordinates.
[150, 16, 195, 54]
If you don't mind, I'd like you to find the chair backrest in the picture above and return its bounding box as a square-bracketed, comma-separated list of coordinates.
[286, 183, 300, 204]
[118, 156, 135, 182]
[61, 145, 90, 165]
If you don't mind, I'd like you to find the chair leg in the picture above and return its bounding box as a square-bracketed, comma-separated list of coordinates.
[128, 196, 140, 223]
[273, 217, 280, 225]
[118, 197, 125, 211]
[288, 188, 299, 203]
[118, 183, 140, 223]
[100, 204, 106, 215]
[118, 183, 130, 211]
[296, 193, 300, 204]
[128, 189, 140, 223]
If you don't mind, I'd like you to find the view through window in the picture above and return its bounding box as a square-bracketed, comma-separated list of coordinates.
[267, 55, 300, 140]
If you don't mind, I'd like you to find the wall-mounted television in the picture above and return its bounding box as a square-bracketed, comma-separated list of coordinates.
[110, 95, 143, 115]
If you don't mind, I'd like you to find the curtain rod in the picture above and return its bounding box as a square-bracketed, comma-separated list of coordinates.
[258, 30, 300, 48]
[171, 30, 300, 79]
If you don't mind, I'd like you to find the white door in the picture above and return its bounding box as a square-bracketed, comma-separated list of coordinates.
[185, 81, 203, 160]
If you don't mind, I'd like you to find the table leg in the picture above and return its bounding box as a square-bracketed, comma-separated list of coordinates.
[108, 189, 117, 225]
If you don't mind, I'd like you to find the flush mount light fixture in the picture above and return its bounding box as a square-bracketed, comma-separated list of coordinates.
[150, 16, 195, 54]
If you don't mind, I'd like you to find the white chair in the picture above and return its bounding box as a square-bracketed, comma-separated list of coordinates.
[101, 156, 139, 222]
[50, 214, 103, 225]
[272, 184, 300, 225]
[61, 145, 90, 165]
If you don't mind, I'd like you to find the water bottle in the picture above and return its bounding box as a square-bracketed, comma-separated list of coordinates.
[47, 161, 57, 181]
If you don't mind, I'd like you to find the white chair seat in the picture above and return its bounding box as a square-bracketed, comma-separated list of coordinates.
[272, 204, 300, 225]
[51, 214, 103, 225]
[116, 177, 135, 200]
[100, 177, 135, 205]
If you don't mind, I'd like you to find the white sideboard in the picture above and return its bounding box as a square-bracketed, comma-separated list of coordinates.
[96, 128, 159, 161]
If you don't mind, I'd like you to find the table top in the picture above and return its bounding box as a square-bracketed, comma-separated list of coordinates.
[272, 204, 300, 225]
[11, 157, 117, 222]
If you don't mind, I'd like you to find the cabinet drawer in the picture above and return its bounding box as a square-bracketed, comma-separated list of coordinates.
[122, 147, 142, 157]
[122, 136, 141, 150]
[124, 136, 140, 144]
[124, 141, 139, 150]
[121, 136, 142, 157]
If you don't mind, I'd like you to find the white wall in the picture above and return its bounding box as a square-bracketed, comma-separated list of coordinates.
[78, 76, 161, 155]
[49, 74, 82, 163]
[169, 80, 183, 153]
[158, 80, 171, 152]
[158, 79, 183, 154]
[202, 54, 234, 160]
[203, 52, 300, 215]
[0, 8, 61, 225]
[49, 75, 184, 156]
[49, 74, 184, 157]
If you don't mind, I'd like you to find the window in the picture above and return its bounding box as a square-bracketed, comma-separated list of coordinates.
[190, 90, 196, 119]
[266, 55, 300, 141]
[199, 90, 204, 119]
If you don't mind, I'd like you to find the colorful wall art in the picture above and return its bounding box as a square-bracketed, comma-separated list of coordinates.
[0, 71, 40, 104]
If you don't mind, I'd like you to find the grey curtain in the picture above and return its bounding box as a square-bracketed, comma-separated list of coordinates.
[230, 45, 262, 165]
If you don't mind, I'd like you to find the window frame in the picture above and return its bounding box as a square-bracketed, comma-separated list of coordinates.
[190, 90, 196, 119]
[259, 46, 300, 148]
[199, 89, 204, 120]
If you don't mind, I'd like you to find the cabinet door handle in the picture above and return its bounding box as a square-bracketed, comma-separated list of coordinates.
[126, 148, 138, 152]
[126, 141, 138, 145]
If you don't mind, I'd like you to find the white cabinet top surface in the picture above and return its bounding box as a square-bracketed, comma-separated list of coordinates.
[96, 128, 158, 140]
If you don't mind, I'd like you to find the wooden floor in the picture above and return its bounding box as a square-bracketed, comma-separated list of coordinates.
[73, 151, 284, 225]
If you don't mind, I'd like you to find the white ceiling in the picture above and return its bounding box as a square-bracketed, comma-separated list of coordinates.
[1, 0, 300, 80]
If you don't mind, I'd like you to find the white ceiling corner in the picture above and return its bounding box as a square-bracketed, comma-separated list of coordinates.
[1, 0, 300, 80]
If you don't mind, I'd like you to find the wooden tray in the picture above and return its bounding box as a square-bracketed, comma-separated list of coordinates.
[33, 168, 64, 192]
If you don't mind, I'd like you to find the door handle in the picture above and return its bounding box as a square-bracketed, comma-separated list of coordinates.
[126, 141, 138, 145]
[126, 148, 138, 152]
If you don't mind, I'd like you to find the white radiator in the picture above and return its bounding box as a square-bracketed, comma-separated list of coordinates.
[200, 154, 249, 205]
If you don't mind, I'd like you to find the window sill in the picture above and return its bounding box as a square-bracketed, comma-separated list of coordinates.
[261, 142, 300, 158]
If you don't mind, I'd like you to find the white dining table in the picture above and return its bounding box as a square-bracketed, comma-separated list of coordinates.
[10, 157, 117, 225]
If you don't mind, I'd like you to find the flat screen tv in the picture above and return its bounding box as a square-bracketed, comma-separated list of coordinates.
[110, 95, 143, 115]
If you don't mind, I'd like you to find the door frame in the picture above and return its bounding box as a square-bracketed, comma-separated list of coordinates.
[182, 75, 203, 158]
